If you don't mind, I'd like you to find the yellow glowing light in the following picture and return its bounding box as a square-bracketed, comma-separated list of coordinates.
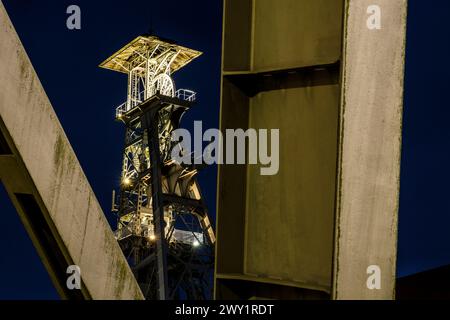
[149, 234, 156, 241]
[123, 178, 131, 185]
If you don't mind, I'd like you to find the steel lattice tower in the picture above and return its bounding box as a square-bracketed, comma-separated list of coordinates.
[100, 35, 215, 300]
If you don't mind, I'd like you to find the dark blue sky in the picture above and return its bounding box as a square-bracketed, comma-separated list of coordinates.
[0, 0, 449, 299]
[397, 0, 450, 276]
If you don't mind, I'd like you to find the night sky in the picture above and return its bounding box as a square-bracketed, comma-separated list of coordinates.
[0, 0, 449, 299]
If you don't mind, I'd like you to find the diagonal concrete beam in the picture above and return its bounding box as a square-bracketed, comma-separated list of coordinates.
[0, 2, 143, 299]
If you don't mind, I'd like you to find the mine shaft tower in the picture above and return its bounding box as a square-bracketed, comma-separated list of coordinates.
[100, 35, 215, 300]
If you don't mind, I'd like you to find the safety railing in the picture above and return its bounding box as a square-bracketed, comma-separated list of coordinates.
[115, 89, 197, 119]
[116, 102, 128, 119]
[176, 89, 196, 102]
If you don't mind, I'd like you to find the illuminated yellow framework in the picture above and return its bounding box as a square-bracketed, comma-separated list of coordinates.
[100, 35, 215, 299]
[101, 34, 214, 244]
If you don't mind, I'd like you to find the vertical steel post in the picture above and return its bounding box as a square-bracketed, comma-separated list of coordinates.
[143, 108, 169, 300]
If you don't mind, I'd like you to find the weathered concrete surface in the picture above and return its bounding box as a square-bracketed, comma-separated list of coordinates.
[332, 0, 407, 300]
[216, 0, 407, 300]
[216, 0, 343, 299]
[0, 2, 143, 299]
[222, 0, 343, 73]
[244, 85, 339, 293]
[252, 0, 343, 72]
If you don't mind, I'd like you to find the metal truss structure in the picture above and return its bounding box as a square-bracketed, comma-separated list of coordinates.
[100, 35, 215, 300]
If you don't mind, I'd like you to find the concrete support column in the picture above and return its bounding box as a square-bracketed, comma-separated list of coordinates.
[332, 0, 408, 300]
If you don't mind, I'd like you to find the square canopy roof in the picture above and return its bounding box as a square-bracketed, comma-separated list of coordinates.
[99, 35, 202, 74]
